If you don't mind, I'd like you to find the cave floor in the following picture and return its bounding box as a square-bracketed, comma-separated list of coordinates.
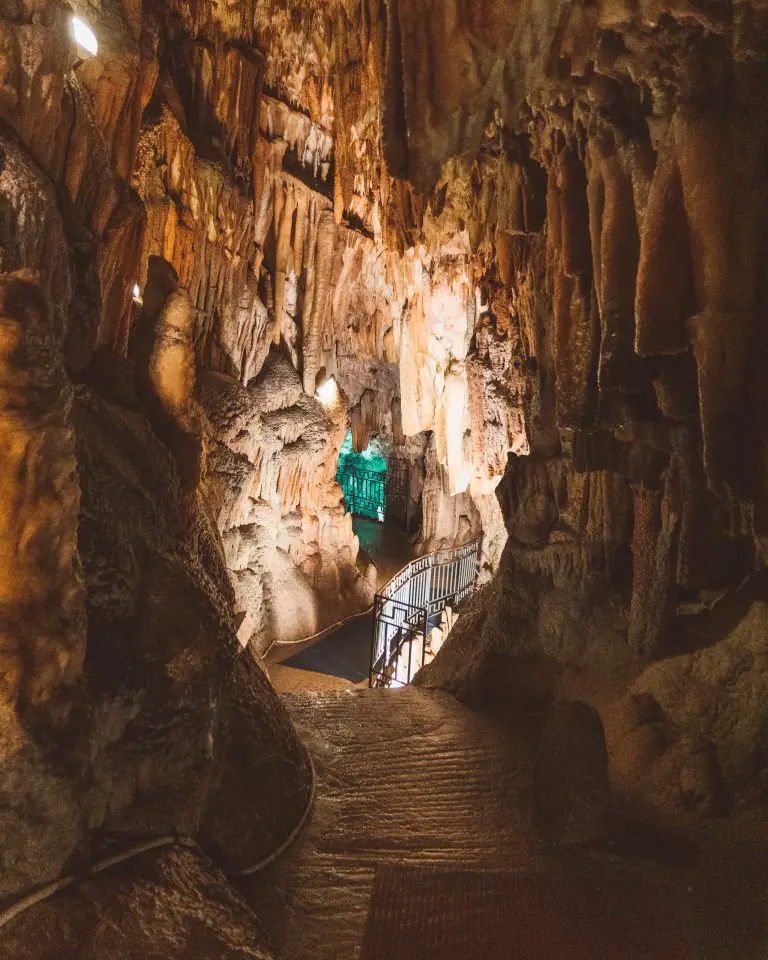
[268, 518, 417, 688]
[353, 516, 417, 590]
[240, 688, 768, 960]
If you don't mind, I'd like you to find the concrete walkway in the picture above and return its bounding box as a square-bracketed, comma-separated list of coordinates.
[278, 611, 375, 682]
[271, 518, 417, 686]
[241, 688, 534, 959]
[241, 688, 768, 960]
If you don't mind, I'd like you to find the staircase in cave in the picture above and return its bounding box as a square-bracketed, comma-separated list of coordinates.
[2, 686, 766, 959]
[237, 688, 761, 960]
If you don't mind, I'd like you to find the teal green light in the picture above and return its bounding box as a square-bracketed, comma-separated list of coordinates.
[336, 430, 388, 521]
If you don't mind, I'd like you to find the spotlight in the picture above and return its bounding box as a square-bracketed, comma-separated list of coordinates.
[71, 16, 98, 56]
[316, 376, 337, 406]
[131, 283, 143, 304]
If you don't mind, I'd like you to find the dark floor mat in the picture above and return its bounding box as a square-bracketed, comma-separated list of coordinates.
[283, 613, 373, 682]
[360, 865, 694, 960]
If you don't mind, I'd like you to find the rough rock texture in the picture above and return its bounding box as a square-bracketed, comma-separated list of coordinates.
[199, 654, 313, 871]
[2, 0, 768, 930]
[533, 701, 610, 845]
[385, 0, 768, 809]
[199, 352, 375, 656]
[2, 845, 275, 960]
[0, 267, 310, 905]
[623, 603, 768, 807]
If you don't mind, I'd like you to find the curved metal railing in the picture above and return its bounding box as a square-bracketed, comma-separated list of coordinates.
[369, 539, 481, 688]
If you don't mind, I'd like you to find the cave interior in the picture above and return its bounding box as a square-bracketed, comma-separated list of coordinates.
[1, 0, 768, 956]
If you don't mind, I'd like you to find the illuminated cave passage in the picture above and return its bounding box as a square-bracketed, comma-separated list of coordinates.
[1, 0, 768, 957]
[336, 429, 389, 523]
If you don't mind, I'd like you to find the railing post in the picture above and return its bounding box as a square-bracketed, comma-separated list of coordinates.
[369, 538, 481, 687]
[369, 598, 377, 688]
[406, 627, 413, 685]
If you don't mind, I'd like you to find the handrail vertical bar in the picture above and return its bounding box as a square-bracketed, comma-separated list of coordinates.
[369, 597, 377, 688]
[407, 628, 413, 685]
[370, 538, 481, 687]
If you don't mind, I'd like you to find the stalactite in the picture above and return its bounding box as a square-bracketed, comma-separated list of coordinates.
[273, 180, 297, 351]
[634, 140, 693, 358]
[591, 136, 642, 393]
[548, 146, 596, 427]
[302, 208, 337, 394]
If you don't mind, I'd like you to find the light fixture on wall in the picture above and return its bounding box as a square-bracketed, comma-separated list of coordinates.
[131, 283, 143, 305]
[316, 376, 337, 406]
[71, 16, 98, 57]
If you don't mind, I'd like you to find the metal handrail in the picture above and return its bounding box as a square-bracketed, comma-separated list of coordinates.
[370, 539, 481, 688]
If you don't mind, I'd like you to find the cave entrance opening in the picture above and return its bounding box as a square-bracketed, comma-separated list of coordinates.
[337, 429, 388, 522]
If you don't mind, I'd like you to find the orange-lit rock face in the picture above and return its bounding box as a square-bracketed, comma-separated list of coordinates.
[0, 272, 84, 716]
[199, 351, 375, 655]
[0, 0, 766, 916]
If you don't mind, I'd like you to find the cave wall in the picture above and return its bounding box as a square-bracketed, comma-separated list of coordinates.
[3, 0, 768, 885]
[13, 0, 762, 658]
[354, 0, 768, 805]
[0, 0, 323, 904]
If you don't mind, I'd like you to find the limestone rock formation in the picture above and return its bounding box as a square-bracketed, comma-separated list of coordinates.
[2, 845, 275, 960]
[627, 602, 768, 806]
[533, 702, 610, 845]
[0, 271, 85, 901]
[0, 266, 311, 906]
[199, 351, 375, 656]
[379, 0, 768, 814]
[2, 0, 768, 943]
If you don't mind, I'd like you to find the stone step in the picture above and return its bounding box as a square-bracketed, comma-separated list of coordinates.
[240, 688, 537, 959]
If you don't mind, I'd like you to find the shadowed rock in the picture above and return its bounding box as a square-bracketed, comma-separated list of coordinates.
[533, 701, 610, 845]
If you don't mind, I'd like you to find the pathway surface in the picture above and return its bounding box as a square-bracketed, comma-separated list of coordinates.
[241, 688, 768, 960]
[266, 663, 357, 693]
[273, 518, 417, 684]
[279, 611, 375, 682]
[241, 688, 535, 959]
[353, 517, 417, 590]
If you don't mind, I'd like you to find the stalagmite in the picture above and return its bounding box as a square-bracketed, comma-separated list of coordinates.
[627, 462, 682, 658]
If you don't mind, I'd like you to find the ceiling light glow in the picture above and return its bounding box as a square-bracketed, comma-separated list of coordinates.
[72, 16, 98, 56]
[316, 377, 337, 406]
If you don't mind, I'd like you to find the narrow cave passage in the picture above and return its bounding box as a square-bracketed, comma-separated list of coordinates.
[3, 0, 768, 956]
[265, 426, 422, 691]
[337, 429, 388, 523]
[267, 516, 418, 690]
